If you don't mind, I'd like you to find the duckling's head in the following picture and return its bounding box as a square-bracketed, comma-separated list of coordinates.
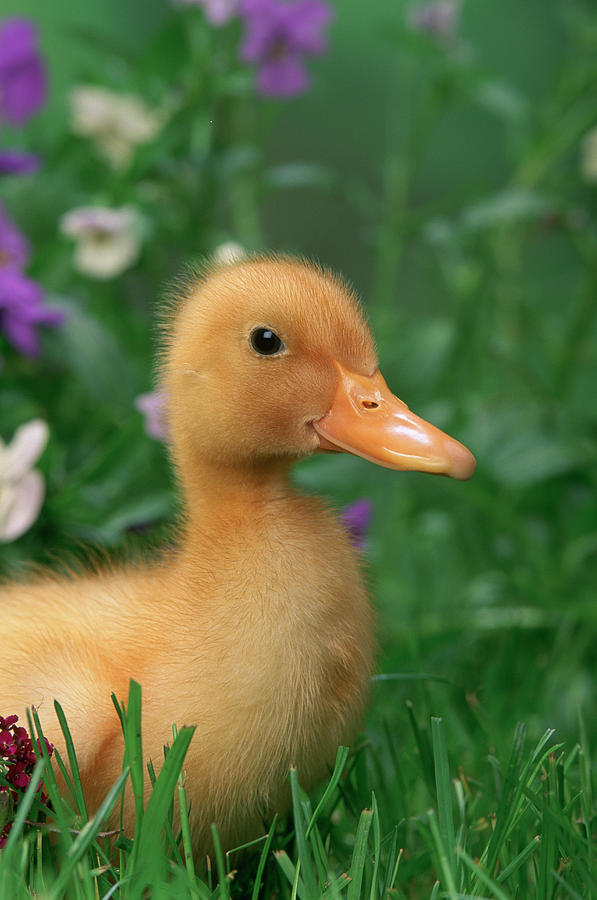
[162, 255, 475, 480]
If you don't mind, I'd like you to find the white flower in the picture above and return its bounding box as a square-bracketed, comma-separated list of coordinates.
[580, 127, 597, 183]
[408, 1, 460, 41]
[70, 86, 163, 169]
[213, 241, 246, 265]
[0, 419, 49, 543]
[60, 205, 142, 280]
[172, 0, 239, 26]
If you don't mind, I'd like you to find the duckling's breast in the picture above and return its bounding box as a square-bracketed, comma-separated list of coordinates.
[140, 493, 375, 838]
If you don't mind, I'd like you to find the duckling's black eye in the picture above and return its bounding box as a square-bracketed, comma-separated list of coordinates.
[250, 327, 285, 356]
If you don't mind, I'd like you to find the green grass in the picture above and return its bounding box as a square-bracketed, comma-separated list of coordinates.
[0, 681, 595, 898]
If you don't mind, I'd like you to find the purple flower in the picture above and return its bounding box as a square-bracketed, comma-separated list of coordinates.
[0, 18, 47, 127]
[0, 268, 64, 357]
[341, 498, 373, 551]
[0, 202, 65, 357]
[0, 148, 40, 175]
[239, 0, 333, 97]
[0, 202, 29, 268]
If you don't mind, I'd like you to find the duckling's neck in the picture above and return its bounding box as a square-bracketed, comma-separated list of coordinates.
[175, 453, 297, 535]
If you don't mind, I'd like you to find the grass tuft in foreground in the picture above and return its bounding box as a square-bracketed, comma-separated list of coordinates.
[0, 681, 594, 898]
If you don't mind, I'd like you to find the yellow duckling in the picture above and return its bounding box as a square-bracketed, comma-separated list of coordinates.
[0, 255, 475, 855]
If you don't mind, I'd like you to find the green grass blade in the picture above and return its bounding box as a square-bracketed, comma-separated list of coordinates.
[134, 725, 195, 865]
[347, 806, 373, 900]
[426, 808, 458, 898]
[210, 823, 230, 900]
[322, 872, 351, 898]
[250, 814, 278, 900]
[552, 870, 584, 900]
[496, 835, 540, 884]
[122, 680, 145, 844]
[53, 700, 88, 819]
[578, 706, 594, 874]
[48, 768, 129, 899]
[177, 773, 196, 881]
[369, 792, 381, 900]
[110, 693, 125, 732]
[305, 746, 349, 838]
[387, 844, 404, 895]
[479, 723, 536, 882]
[431, 717, 457, 882]
[275, 850, 304, 896]
[50, 747, 77, 806]
[290, 766, 318, 899]
[457, 846, 512, 900]
[309, 817, 331, 886]
[28, 708, 75, 843]
[406, 701, 435, 797]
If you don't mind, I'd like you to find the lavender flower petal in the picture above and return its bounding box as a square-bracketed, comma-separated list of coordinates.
[0, 149, 41, 175]
[283, 0, 333, 53]
[0, 268, 65, 357]
[239, 0, 332, 97]
[341, 498, 373, 551]
[257, 54, 309, 95]
[0, 202, 30, 269]
[0, 19, 47, 126]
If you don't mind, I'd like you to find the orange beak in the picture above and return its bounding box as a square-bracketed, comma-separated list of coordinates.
[313, 362, 476, 480]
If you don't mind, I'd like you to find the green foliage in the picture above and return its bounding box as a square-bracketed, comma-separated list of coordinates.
[0, 690, 595, 897]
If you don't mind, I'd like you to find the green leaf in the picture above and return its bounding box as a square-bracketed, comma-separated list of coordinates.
[264, 162, 336, 191]
[55, 301, 135, 406]
[474, 79, 528, 122]
[461, 188, 552, 231]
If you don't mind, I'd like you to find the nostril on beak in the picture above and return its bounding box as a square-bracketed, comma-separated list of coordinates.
[361, 399, 379, 410]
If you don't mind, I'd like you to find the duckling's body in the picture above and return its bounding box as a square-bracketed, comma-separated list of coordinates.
[1, 483, 371, 851]
[0, 256, 474, 855]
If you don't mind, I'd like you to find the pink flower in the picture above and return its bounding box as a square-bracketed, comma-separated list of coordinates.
[0, 731, 16, 756]
[0, 717, 18, 729]
[135, 391, 167, 441]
